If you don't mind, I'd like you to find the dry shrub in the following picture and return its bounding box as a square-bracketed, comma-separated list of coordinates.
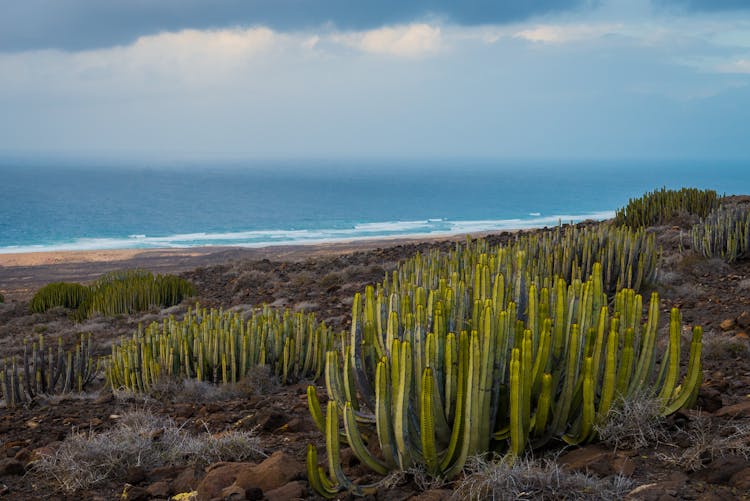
[701, 332, 750, 360]
[232, 270, 270, 293]
[453, 455, 633, 501]
[115, 366, 279, 403]
[594, 393, 669, 451]
[738, 278, 750, 292]
[657, 415, 750, 472]
[319, 272, 343, 289]
[31, 409, 265, 492]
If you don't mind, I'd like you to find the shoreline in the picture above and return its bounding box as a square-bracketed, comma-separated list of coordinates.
[0, 231, 524, 299]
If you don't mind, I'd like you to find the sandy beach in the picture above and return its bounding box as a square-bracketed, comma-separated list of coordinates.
[0, 232, 503, 298]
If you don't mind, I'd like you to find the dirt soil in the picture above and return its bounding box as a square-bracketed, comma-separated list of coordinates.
[0, 221, 749, 500]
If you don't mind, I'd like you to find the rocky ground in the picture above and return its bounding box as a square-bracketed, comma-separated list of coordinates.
[0, 219, 749, 500]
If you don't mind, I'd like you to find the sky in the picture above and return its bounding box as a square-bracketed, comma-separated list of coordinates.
[0, 0, 749, 162]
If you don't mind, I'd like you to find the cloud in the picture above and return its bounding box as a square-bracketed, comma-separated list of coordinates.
[716, 58, 750, 73]
[657, 0, 750, 12]
[0, 0, 589, 52]
[514, 23, 622, 43]
[0, 27, 284, 96]
[335, 24, 442, 57]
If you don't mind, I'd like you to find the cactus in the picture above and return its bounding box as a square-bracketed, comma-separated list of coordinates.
[30, 282, 91, 313]
[306, 261, 703, 496]
[614, 187, 719, 228]
[105, 304, 333, 392]
[29, 270, 195, 320]
[692, 205, 750, 262]
[1, 333, 99, 408]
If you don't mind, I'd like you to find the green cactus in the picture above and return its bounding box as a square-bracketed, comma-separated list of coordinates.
[306, 259, 703, 496]
[692, 205, 750, 262]
[106, 304, 333, 392]
[1, 333, 99, 408]
[615, 187, 719, 228]
[29, 270, 194, 320]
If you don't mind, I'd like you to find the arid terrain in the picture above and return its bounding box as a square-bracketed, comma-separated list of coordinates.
[0, 218, 749, 500]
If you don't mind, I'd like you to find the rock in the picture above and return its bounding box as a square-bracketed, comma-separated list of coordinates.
[729, 466, 750, 490]
[12, 448, 30, 463]
[408, 489, 454, 501]
[172, 465, 204, 493]
[283, 417, 307, 433]
[246, 486, 264, 500]
[736, 311, 750, 329]
[720, 318, 735, 331]
[0, 459, 23, 477]
[146, 481, 172, 498]
[559, 444, 613, 476]
[220, 483, 246, 501]
[714, 399, 750, 418]
[196, 452, 304, 500]
[612, 455, 636, 476]
[265, 480, 306, 501]
[148, 465, 184, 483]
[625, 473, 687, 501]
[94, 391, 114, 404]
[121, 484, 150, 501]
[694, 455, 749, 484]
[28, 443, 59, 462]
[125, 466, 147, 484]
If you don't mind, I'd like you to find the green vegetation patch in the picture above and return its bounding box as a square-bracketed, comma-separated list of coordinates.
[306, 246, 702, 496]
[30, 269, 195, 319]
[692, 205, 750, 262]
[106, 304, 333, 393]
[614, 187, 719, 228]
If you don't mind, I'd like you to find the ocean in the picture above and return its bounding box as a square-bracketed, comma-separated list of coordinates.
[1, 159, 748, 253]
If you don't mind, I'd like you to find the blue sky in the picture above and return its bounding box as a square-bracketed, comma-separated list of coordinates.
[0, 0, 749, 161]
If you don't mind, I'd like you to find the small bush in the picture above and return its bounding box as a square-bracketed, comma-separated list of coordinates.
[657, 415, 750, 472]
[31, 409, 264, 492]
[701, 332, 750, 360]
[453, 455, 633, 501]
[615, 187, 719, 228]
[594, 393, 669, 451]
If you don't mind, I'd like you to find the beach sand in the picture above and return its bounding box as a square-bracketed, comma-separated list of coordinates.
[0, 233, 496, 298]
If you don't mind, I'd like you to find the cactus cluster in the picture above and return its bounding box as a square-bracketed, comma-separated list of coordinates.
[306, 251, 702, 496]
[30, 270, 195, 320]
[83, 270, 195, 318]
[1, 334, 98, 408]
[30, 282, 91, 313]
[106, 304, 334, 392]
[692, 205, 750, 262]
[385, 224, 655, 313]
[614, 187, 719, 228]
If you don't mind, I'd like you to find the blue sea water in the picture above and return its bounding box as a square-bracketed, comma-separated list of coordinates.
[0, 159, 748, 253]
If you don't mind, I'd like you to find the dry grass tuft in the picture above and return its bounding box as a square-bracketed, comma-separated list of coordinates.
[701, 332, 750, 360]
[31, 409, 265, 492]
[113, 365, 279, 403]
[594, 393, 669, 451]
[453, 455, 633, 501]
[657, 415, 750, 472]
[406, 465, 448, 491]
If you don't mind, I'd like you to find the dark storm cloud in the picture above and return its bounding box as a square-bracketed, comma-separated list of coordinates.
[0, 0, 593, 52]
